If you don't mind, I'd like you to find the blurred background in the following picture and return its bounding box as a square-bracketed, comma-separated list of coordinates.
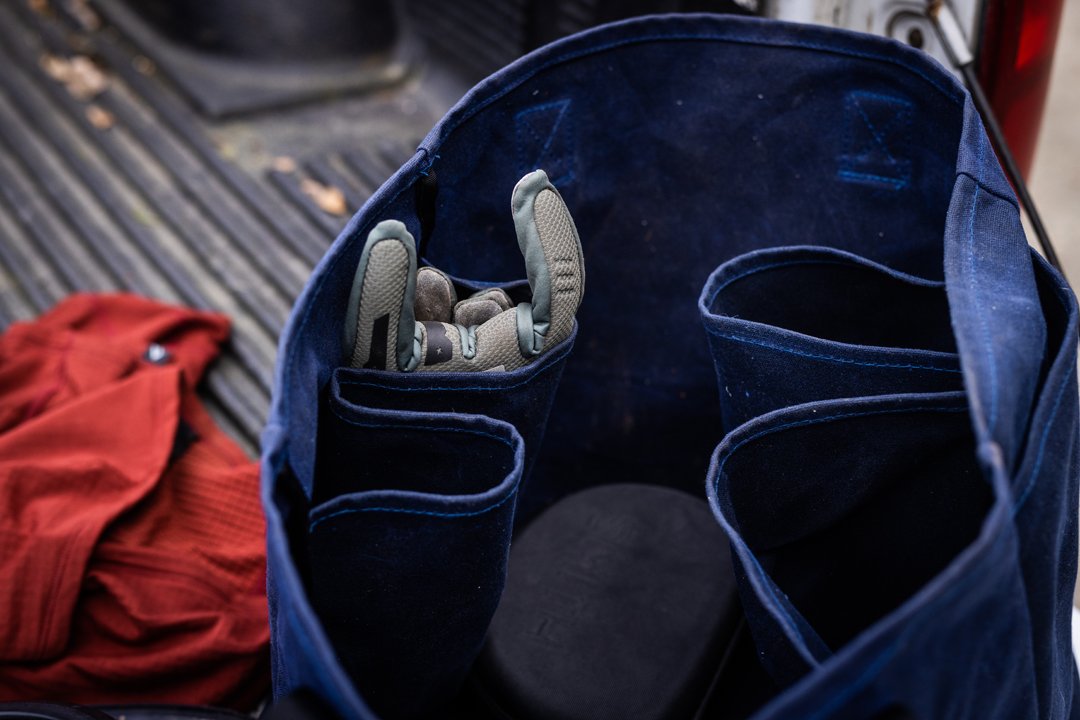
[1031, 0, 1079, 282]
[1019, 1, 1080, 605]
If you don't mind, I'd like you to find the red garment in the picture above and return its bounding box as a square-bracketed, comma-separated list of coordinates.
[0, 293, 269, 709]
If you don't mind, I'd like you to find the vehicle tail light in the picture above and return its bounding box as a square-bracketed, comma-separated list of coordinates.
[977, 0, 1066, 179]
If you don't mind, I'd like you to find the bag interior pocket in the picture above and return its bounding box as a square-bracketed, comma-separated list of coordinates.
[707, 392, 993, 683]
[318, 328, 575, 513]
[699, 247, 963, 431]
[309, 393, 525, 719]
[702, 246, 955, 351]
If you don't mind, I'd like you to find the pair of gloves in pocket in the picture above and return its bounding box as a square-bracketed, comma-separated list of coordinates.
[344, 170, 585, 373]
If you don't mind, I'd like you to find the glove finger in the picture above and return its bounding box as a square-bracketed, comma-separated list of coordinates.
[511, 170, 585, 357]
[344, 220, 418, 371]
[415, 266, 457, 323]
[452, 288, 513, 327]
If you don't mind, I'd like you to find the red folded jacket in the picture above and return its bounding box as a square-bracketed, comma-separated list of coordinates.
[0, 293, 269, 709]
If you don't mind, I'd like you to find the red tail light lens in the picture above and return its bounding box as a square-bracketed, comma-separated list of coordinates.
[977, 0, 1066, 179]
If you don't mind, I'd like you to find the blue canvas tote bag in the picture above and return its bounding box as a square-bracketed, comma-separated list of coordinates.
[260, 13, 1080, 720]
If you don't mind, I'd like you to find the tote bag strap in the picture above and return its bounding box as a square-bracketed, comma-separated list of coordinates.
[943, 99, 1047, 471]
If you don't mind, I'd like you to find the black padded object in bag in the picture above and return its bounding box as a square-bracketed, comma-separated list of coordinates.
[473, 484, 742, 720]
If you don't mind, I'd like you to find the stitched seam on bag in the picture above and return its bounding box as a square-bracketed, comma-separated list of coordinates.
[836, 92, 913, 190]
[433, 33, 961, 145]
[705, 258, 851, 307]
[312, 412, 520, 529]
[703, 330, 961, 373]
[835, 170, 908, 188]
[515, 99, 575, 185]
[704, 257, 943, 309]
[851, 92, 907, 167]
[966, 164, 999, 432]
[957, 171, 1022, 211]
[1013, 365, 1075, 513]
[338, 339, 572, 393]
[716, 405, 969, 482]
[310, 486, 519, 530]
[713, 404, 967, 666]
[740, 550, 819, 667]
[327, 408, 517, 448]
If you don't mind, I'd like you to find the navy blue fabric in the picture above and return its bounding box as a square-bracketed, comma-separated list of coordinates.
[261, 13, 1080, 720]
[1009, 254, 1080, 720]
[699, 246, 963, 432]
[325, 327, 576, 519]
[309, 402, 524, 718]
[706, 392, 1029, 707]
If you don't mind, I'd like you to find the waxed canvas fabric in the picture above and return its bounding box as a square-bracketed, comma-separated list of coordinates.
[261, 14, 1080, 720]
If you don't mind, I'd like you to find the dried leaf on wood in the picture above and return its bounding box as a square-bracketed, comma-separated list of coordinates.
[300, 178, 348, 216]
[41, 53, 109, 100]
[85, 104, 114, 129]
[272, 156, 297, 174]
